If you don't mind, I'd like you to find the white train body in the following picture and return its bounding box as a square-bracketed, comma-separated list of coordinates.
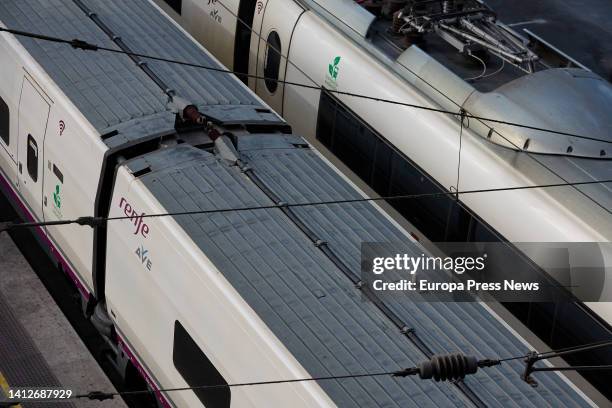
[0, 1, 334, 406]
[154, 0, 612, 323]
[105, 167, 336, 407]
[0, 0, 605, 406]
[0, 27, 106, 295]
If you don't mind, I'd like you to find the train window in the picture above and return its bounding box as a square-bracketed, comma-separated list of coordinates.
[444, 202, 473, 241]
[264, 31, 282, 93]
[467, 217, 500, 242]
[27, 134, 38, 182]
[0, 97, 8, 145]
[234, 0, 257, 84]
[317, 90, 377, 182]
[173, 321, 230, 408]
[372, 140, 392, 195]
[388, 153, 447, 241]
[162, 0, 182, 14]
[316, 97, 335, 147]
[315, 89, 506, 243]
[333, 105, 375, 181]
[317, 89, 469, 242]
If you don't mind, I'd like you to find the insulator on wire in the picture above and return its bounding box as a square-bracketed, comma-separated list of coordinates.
[418, 353, 479, 381]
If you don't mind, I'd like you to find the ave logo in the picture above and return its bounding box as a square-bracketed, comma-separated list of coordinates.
[135, 245, 153, 271]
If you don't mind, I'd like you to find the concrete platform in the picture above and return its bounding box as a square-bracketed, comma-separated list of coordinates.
[0, 233, 127, 408]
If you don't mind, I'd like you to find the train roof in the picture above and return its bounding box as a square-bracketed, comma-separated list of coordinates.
[0, 0, 282, 142]
[0, 0, 595, 406]
[299, 0, 612, 235]
[126, 134, 591, 407]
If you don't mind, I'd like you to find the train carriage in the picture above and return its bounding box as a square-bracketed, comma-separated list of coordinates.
[153, 0, 612, 396]
[0, 0, 602, 406]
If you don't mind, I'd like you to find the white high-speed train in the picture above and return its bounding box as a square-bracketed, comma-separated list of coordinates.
[0, 0, 601, 407]
[154, 0, 612, 390]
[4, 0, 603, 406]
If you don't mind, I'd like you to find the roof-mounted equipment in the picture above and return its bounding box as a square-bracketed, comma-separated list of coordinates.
[393, 0, 539, 73]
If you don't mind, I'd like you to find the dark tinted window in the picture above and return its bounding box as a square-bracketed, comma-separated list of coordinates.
[315, 91, 612, 399]
[317, 89, 452, 240]
[372, 140, 392, 195]
[264, 31, 282, 93]
[234, 0, 257, 84]
[316, 89, 505, 242]
[334, 107, 374, 181]
[173, 321, 230, 408]
[316, 94, 335, 147]
[0, 97, 8, 145]
[27, 134, 38, 182]
[467, 217, 499, 242]
[163, 0, 182, 14]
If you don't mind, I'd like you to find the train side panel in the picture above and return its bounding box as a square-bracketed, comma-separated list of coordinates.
[0, 32, 21, 179]
[154, 0, 240, 69]
[284, 13, 608, 240]
[151, 0, 612, 247]
[284, 13, 462, 186]
[105, 164, 336, 408]
[250, 0, 304, 113]
[0, 27, 106, 297]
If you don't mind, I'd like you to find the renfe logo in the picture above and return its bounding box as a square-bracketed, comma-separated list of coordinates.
[119, 197, 150, 238]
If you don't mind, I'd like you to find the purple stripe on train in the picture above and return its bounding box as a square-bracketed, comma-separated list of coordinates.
[0, 168, 90, 298]
[117, 335, 173, 408]
[1, 169, 172, 407]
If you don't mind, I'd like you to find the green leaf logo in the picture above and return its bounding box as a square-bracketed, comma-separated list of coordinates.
[327, 56, 341, 81]
[53, 184, 61, 209]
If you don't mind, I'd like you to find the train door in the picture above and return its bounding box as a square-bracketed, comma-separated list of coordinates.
[234, 0, 257, 85]
[0, 90, 16, 179]
[17, 76, 50, 221]
[252, 0, 304, 114]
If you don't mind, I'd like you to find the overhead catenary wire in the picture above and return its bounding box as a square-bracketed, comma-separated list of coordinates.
[455, 109, 468, 195]
[4, 15, 612, 223]
[0, 353, 487, 406]
[0, 9, 608, 408]
[0, 26, 611, 146]
[207, 0, 612, 221]
[1, 178, 611, 232]
[2, 341, 611, 406]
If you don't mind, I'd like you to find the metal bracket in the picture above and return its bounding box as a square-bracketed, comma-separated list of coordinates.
[521, 351, 540, 387]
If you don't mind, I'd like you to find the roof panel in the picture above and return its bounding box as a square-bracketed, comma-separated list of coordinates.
[0, 0, 595, 405]
[80, 0, 260, 108]
[133, 146, 467, 408]
[131, 138, 591, 407]
[0, 0, 168, 131]
[0, 0, 272, 138]
[240, 141, 591, 408]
